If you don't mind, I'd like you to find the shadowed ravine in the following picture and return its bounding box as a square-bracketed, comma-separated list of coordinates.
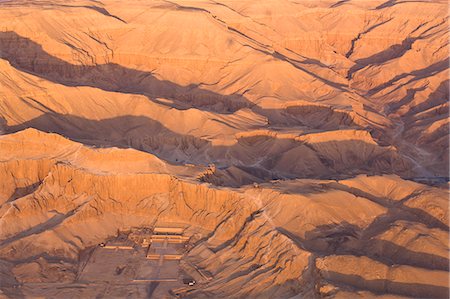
[6, 113, 414, 186]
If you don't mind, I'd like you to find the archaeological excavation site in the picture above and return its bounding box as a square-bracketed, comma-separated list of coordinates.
[0, 0, 449, 298]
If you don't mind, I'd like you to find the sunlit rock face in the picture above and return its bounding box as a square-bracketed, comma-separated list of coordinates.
[0, 1, 448, 298]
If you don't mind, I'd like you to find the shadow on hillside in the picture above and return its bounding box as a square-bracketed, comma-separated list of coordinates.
[328, 182, 449, 230]
[0, 31, 251, 114]
[322, 270, 449, 298]
[6, 112, 412, 186]
[348, 37, 418, 80]
[367, 59, 448, 96]
[299, 220, 448, 268]
[0, 31, 368, 131]
[0, 31, 433, 185]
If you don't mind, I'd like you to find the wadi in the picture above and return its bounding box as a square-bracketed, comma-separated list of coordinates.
[0, 0, 448, 298]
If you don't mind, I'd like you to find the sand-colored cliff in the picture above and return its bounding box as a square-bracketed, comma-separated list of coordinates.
[0, 0, 448, 298]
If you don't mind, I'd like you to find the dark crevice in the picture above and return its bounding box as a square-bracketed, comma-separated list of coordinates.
[345, 18, 393, 60]
[6, 181, 42, 203]
[321, 271, 449, 298]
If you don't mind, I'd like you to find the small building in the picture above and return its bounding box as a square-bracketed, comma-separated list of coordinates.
[128, 227, 153, 247]
[182, 278, 196, 286]
[153, 227, 184, 235]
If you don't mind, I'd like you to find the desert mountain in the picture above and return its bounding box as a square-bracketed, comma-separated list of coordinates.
[0, 0, 448, 298]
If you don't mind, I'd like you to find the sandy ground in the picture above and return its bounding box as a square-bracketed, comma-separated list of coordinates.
[5, 236, 193, 298]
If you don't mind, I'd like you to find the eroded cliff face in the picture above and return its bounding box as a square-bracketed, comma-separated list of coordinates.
[0, 0, 448, 298]
[0, 130, 448, 298]
[0, 0, 448, 177]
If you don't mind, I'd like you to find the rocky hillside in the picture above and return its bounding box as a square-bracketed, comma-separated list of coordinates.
[0, 0, 448, 298]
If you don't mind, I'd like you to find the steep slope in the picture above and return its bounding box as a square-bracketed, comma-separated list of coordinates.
[0, 130, 448, 298]
[0, 0, 448, 298]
